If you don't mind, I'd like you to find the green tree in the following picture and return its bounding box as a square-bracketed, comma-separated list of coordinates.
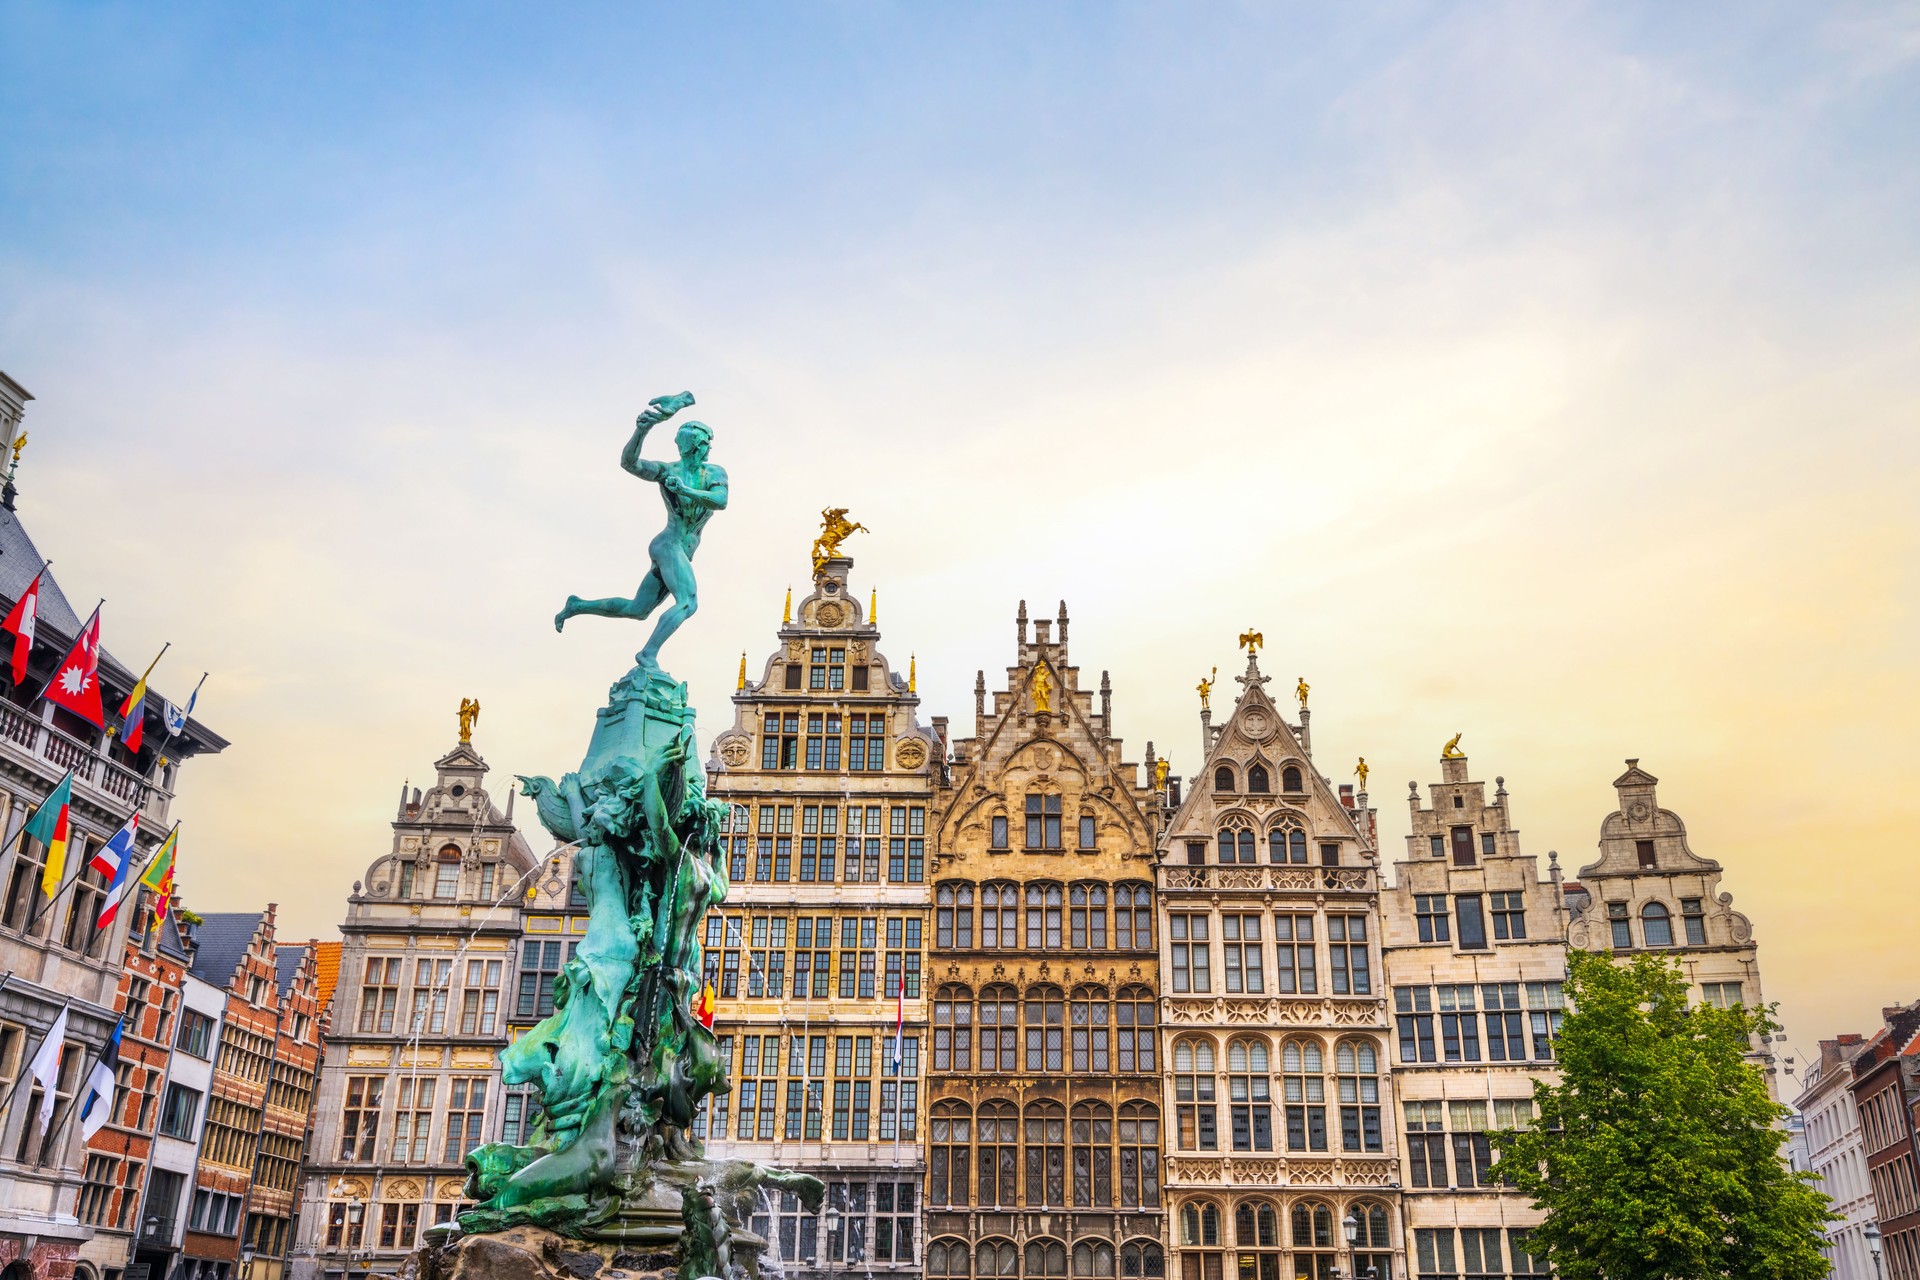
[1491, 950, 1833, 1280]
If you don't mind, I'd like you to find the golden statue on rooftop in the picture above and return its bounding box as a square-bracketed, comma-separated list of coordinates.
[1295, 676, 1310, 709]
[1239, 629, 1263, 653]
[811, 507, 869, 575]
[1196, 667, 1217, 711]
[1355, 756, 1369, 791]
[458, 697, 481, 743]
[1442, 733, 1465, 759]
[1154, 757, 1170, 789]
[1031, 663, 1053, 713]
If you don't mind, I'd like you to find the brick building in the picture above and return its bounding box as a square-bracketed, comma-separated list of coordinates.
[1852, 1005, 1920, 1280]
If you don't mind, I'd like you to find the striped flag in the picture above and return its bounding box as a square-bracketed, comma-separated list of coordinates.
[114, 646, 167, 754]
[90, 813, 142, 929]
[24, 772, 75, 898]
[2, 568, 44, 685]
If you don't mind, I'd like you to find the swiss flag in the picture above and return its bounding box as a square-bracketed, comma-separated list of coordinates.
[45, 608, 104, 728]
[2, 570, 41, 686]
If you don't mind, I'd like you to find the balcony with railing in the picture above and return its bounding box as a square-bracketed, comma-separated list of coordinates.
[1161, 864, 1376, 893]
[0, 700, 173, 823]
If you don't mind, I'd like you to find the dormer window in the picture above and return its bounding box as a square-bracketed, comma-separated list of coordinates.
[1026, 794, 1062, 850]
[1215, 766, 1236, 793]
[1636, 839, 1656, 868]
[398, 862, 416, 898]
[1281, 767, 1303, 793]
[1246, 765, 1270, 794]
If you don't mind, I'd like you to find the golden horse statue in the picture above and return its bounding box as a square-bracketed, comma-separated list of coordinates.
[811, 507, 869, 575]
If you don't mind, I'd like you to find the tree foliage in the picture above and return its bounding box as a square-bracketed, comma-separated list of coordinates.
[1491, 951, 1834, 1280]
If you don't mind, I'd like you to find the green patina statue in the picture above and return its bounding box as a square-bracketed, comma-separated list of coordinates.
[457, 393, 818, 1277]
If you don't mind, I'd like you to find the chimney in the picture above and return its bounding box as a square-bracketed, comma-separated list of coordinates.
[1339, 784, 1355, 810]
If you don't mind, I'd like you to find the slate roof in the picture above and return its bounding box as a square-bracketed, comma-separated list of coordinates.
[276, 943, 306, 996]
[155, 910, 194, 963]
[189, 911, 263, 989]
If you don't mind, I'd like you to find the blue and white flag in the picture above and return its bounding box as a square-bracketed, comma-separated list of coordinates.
[79, 1017, 124, 1141]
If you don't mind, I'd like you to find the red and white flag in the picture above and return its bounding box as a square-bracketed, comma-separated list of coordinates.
[44, 606, 104, 728]
[2, 569, 42, 685]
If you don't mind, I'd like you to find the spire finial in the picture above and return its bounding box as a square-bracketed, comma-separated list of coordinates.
[1017, 600, 1029, 645]
[908, 653, 917, 693]
[783, 586, 792, 625]
[737, 651, 748, 692]
[869, 586, 878, 625]
[1057, 600, 1069, 643]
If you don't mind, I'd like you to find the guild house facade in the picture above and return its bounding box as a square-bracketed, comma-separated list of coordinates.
[700, 547, 940, 1280]
[923, 602, 1167, 1280]
[1157, 644, 1398, 1280]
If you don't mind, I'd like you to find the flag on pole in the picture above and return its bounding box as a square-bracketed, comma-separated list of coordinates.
[79, 1017, 124, 1141]
[24, 772, 75, 898]
[90, 813, 142, 929]
[161, 673, 205, 740]
[2, 568, 44, 685]
[891, 980, 905, 1072]
[43, 607, 104, 728]
[696, 981, 717, 1030]
[114, 646, 166, 754]
[27, 1004, 71, 1135]
[139, 826, 178, 929]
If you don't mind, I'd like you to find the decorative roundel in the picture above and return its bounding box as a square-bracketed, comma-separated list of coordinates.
[1032, 745, 1056, 770]
[815, 601, 846, 627]
[1240, 708, 1274, 742]
[1628, 801, 1651, 821]
[895, 738, 928, 770]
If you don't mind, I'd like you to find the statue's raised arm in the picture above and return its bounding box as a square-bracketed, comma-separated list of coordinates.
[555, 391, 726, 673]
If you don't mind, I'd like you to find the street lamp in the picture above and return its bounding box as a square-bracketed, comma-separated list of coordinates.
[1866, 1222, 1884, 1280]
[1342, 1209, 1362, 1280]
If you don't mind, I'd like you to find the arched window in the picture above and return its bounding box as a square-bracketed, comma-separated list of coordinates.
[1116, 985, 1156, 1073]
[1174, 1038, 1218, 1150]
[1119, 1241, 1165, 1279]
[434, 845, 462, 899]
[979, 985, 1017, 1071]
[930, 1102, 971, 1205]
[1072, 1240, 1116, 1277]
[1336, 1039, 1383, 1152]
[1025, 1239, 1068, 1279]
[1236, 1200, 1281, 1280]
[1281, 765, 1304, 793]
[977, 1102, 1017, 1206]
[1025, 1102, 1066, 1206]
[1071, 987, 1110, 1073]
[1246, 764, 1271, 794]
[1026, 985, 1065, 1072]
[1218, 819, 1255, 865]
[1283, 1039, 1328, 1151]
[981, 882, 1017, 949]
[1227, 1038, 1273, 1151]
[928, 1237, 972, 1277]
[1118, 1100, 1161, 1207]
[1071, 884, 1108, 948]
[933, 985, 973, 1072]
[1269, 821, 1309, 865]
[1179, 1202, 1222, 1247]
[1291, 1203, 1336, 1279]
[937, 883, 974, 948]
[1351, 1201, 1393, 1279]
[1072, 1101, 1114, 1206]
[975, 1238, 1017, 1278]
[1214, 765, 1236, 793]
[1643, 901, 1674, 947]
[1026, 883, 1064, 949]
[1115, 883, 1153, 949]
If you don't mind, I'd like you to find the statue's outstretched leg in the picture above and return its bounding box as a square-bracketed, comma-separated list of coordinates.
[555, 571, 669, 633]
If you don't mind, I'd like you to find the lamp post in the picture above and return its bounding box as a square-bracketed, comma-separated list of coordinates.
[1866, 1222, 1884, 1280]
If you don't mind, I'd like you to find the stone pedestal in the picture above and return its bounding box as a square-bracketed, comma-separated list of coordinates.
[401, 1226, 679, 1280]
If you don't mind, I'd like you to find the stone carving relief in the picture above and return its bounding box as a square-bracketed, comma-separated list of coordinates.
[896, 738, 928, 770]
[718, 734, 752, 768]
[815, 600, 846, 628]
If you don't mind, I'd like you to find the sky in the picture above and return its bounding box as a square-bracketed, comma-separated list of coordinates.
[2, 1, 1917, 1072]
